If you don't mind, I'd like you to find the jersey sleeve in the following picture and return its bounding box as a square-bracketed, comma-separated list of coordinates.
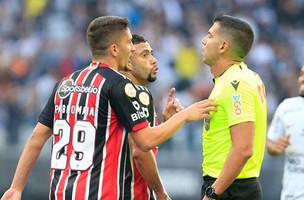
[110, 78, 149, 133]
[38, 83, 59, 129]
[222, 79, 255, 127]
[267, 102, 285, 141]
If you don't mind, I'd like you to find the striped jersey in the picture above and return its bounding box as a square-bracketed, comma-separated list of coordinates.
[130, 85, 158, 200]
[38, 62, 150, 200]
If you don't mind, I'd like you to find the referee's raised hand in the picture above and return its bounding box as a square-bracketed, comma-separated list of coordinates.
[182, 99, 217, 122]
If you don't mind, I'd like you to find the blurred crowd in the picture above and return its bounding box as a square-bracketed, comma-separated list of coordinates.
[0, 0, 303, 151]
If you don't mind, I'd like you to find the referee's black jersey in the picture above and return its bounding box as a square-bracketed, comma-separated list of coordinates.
[38, 61, 150, 200]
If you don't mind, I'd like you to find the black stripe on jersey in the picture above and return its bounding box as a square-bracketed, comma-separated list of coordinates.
[119, 138, 133, 200]
[149, 189, 155, 200]
[119, 136, 132, 200]
[64, 170, 77, 200]
[118, 138, 127, 200]
[88, 94, 108, 199]
[50, 169, 61, 200]
[76, 68, 98, 120]
[64, 69, 97, 199]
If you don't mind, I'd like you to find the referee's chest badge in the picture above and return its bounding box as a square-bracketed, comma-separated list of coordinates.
[204, 119, 210, 131]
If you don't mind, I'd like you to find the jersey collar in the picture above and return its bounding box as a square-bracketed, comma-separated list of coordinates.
[214, 62, 248, 84]
[91, 61, 110, 68]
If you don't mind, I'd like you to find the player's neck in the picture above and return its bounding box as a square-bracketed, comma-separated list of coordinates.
[212, 58, 241, 78]
[93, 57, 119, 71]
[123, 71, 148, 86]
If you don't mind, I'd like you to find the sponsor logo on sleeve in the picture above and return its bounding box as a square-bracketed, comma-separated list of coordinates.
[130, 100, 150, 121]
[232, 93, 242, 115]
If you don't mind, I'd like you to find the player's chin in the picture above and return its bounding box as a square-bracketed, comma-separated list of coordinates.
[299, 86, 304, 95]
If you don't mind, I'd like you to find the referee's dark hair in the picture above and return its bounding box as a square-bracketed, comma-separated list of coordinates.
[87, 16, 129, 59]
[132, 34, 147, 45]
[214, 14, 254, 59]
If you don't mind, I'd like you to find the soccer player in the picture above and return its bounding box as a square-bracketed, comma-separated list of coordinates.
[267, 66, 304, 200]
[123, 34, 182, 200]
[200, 15, 267, 200]
[1, 16, 216, 200]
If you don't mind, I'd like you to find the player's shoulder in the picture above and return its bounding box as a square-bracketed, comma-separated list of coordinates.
[279, 96, 303, 110]
[99, 67, 132, 86]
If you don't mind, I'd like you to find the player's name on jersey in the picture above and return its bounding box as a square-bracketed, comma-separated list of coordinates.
[55, 105, 95, 116]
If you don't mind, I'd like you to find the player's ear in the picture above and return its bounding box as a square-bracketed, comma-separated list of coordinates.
[109, 43, 119, 57]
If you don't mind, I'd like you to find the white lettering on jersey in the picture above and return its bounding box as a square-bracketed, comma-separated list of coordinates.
[55, 105, 95, 117]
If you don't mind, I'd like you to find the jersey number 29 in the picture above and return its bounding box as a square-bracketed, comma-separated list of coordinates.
[51, 120, 96, 171]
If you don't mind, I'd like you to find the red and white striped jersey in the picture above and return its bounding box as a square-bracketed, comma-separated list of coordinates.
[38, 62, 150, 200]
[130, 85, 159, 200]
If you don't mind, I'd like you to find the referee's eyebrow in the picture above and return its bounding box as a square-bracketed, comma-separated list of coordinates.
[208, 31, 213, 37]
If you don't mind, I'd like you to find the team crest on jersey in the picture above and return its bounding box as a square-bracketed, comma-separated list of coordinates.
[125, 83, 137, 98]
[232, 93, 242, 115]
[139, 92, 150, 106]
[57, 79, 74, 99]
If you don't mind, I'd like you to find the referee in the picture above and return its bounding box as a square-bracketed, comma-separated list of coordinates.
[201, 15, 267, 200]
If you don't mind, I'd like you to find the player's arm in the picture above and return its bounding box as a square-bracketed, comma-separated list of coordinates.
[111, 79, 216, 152]
[1, 123, 52, 200]
[267, 136, 290, 156]
[208, 122, 254, 196]
[131, 100, 216, 152]
[266, 102, 289, 156]
[128, 136, 170, 200]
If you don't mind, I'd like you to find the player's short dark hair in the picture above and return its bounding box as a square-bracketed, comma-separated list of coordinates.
[86, 16, 129, 58]
[132, 34, 146, 45]
[213, 14, 254, 58]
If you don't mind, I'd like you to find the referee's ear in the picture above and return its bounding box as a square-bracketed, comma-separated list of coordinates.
[219, 40, 229, 54]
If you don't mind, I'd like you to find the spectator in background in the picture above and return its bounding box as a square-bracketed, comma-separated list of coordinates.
[267, 66, 304, 200]
[0, 69, 22, 145]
